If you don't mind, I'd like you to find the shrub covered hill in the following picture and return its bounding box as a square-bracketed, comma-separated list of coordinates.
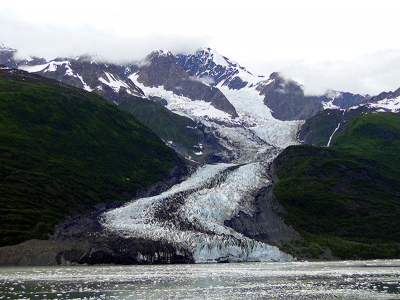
[273, 110, 400, 259]
[0, 67, 182, 246]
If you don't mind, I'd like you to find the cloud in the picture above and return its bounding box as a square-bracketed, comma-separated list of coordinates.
[245, 49, 400, 96]
[2, 2, 400, 97]
[0, 12, 210, 63]
[189, 76, 215, 85]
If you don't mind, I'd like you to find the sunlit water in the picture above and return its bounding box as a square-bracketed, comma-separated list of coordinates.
[1, 260, 400, 299]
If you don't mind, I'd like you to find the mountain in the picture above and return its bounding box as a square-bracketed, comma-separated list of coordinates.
[9, 49, 247, 163]
[0, 44, 380, 124]
[0, 67, 182, 246]
[129, 49, 238, 118]
[2, 43, 400, 264]
[177, 48, 369, 121]
[12, 54, 209, 162]
[22, 55, 145, 99]
[254, 72, 323, 120]
[273, 111, 400, 259]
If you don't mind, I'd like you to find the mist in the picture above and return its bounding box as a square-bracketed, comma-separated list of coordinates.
[244, 49, 400, 97]
[2, 7, 400, 97]
[0, 13, 210, 63]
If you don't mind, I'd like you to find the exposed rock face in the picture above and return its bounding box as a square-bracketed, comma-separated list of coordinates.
[256, 72, 323, 121]
[0, 233, 194, 266]
[0, 45, 18, 68]
[224, 186, 302, 249]
[369, 86, 400, 102]
[135, 50, 238, 118]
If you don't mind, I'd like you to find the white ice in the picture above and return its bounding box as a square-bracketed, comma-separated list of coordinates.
[102, 162, 292, 263]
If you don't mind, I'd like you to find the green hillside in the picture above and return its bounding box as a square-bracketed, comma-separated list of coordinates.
[0, 68, 180, 246]
[273, 112, 400, 259]
[118, 95, 200, 151]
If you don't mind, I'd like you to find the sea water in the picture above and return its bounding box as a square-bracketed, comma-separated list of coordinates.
[1, 260, 399, 299]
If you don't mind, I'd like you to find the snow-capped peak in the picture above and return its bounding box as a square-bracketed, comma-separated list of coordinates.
[198, 47, 231, 67]
[73, 53, 106, 64]
[0, 43, 16, 52]
[325, 89, 343, 99]
[151, 49, 173, 58]
[176, 48, 264, 89]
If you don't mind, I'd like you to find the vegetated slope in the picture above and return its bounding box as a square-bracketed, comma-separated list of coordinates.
[0, 68, 180, 246]
[297, 108, 369, 146]
[116, 92, 204, 158]
[273, 112, 400, 259]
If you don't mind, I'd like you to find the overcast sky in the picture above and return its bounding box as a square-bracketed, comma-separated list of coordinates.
[1, 0, 400, 95]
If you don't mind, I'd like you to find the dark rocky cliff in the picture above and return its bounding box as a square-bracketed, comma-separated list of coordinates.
[257, 72, 323, 121]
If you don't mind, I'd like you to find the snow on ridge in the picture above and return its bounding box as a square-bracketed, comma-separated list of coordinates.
[152, 49, 172, 58]
[191, 48, 264, 89]
[19, 63, 50, 73]
[99, 71, 131, 93]
[75, 73, 93, 92]
[21, 61, 93, 92]
[322, 100, 341, 110]
[365, 97, 400, 112]
[0, 43, 15, 52]
[207, 48, 230, 67]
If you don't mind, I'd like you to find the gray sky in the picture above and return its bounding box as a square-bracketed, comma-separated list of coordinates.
[1, 0, 400, 95]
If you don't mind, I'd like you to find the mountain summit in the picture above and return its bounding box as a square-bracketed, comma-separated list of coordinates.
[176, 47, 262, 90]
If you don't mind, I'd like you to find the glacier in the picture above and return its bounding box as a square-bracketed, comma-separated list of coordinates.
[99, 57, 305, 263]
[129, 71, 303, 150]
[102, 162, 292, 263]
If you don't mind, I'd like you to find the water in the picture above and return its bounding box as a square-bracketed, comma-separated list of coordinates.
[1, 260, 399, 299]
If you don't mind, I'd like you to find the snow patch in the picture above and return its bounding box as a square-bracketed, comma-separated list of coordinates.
[19, 63, 50, 73]
[322, 100, 341, 110]
[99, 72, 131, 93]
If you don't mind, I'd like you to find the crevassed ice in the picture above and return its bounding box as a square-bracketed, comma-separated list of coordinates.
[102, 162, 292, 263]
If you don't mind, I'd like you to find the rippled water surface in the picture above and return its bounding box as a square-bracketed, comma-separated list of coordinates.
[1, 260, 400, 299]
